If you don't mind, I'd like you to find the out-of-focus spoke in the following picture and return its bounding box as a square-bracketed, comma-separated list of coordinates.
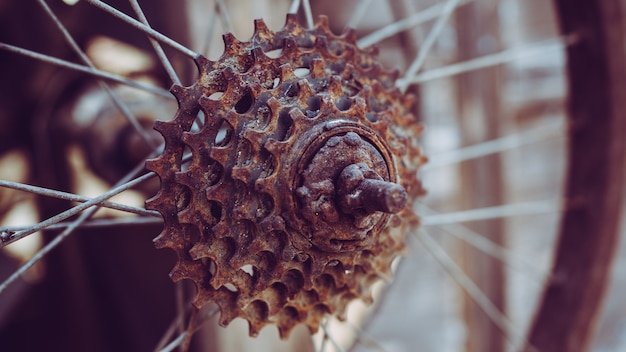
[129, 0, 181, 86]
[0, 179, 158, 218]
[358, 0, 473, 48]
[216, 0, 234, 33]
[401, 0, 462, 92]
[288, 0, 301, 14]
[418, 205, 549, 282]
[202, 8, 219, 57]
[346, 0, 374, 29]
[320, 320, 347, 352]
[421, 118, 564, 170]
[420, 199, 563, 226]
[347, 321, 388, 351]
[302, 0, 314, 29]
[37, 0, 158, 148]
[0, 173, 155, 248]
[157, 306, 219, 352]
[2, 217, 163, 233]
[0, 207, 96, 295]
[413, 231, 537, 352]
[400, 37, 568, 86]
[84, 0, 199, 59]
[159, 332, 186, 352]
[0, 43, 171, 98]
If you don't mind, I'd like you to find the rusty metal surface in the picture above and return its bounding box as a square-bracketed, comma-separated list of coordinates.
[146, 14, 424, 338]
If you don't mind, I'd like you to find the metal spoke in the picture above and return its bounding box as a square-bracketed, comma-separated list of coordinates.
[0, 43, 171, 98]
[420, 199, 563, 226]
[320, 319, 347, 352]
[418, 205, 549, 282]
[216, 0, 234, 34]
[347, 321, 389, 352]
[0, 207, 97, 295]
[2, 217, 163, 233]
[399, 37, 569, 86]
[302, 0, 314, 29]
[401, 0, 462, 92]
[129, 0, 182, 86]
[413, 231, 538, 352]
[37, 0, 158, 149]
[201, 7, 219, 57]
[289, 0, 301, 14]
[0, 173, 155, 248]
[358, 0, 473, 48]
[157, 306, 219, 352]
[421, 118, 563, 170]
[84, 0, 199, 59]
[346, 0, 374, 29]
[0, 179, 158, 218]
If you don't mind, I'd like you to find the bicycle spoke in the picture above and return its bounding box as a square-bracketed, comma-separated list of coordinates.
[320, 318, 347, 352]
[154, 312, 185, 352]
[0, 206, 96, 295]
[0, 43, 171, 98]
[36, 0, 158, 149]
[215, 0, 234, 34]
[159, 331, 186, 352]
[420, 199, 563, 226]
[84, 0, 199, 59]
[346, 321, 389, 352]
[346, 0, 374, 29]
[0, 173, 155, 248]
[413, 231, 537, 352]
[2, 217, 163, 233]
[401, 0, 462, 92]
[418, 205, 548, 282]
[0, 179, 158, 218]
[302, 0, 314, 29]
[201, 7, 219, 57]
[129, 0, 182, 86]
[400, 37, 569, 86]
[421, 118, 563, 170]
[358, 0, 473, 48]
[288, 0, 301, 14]
[157, 306, 219, 352]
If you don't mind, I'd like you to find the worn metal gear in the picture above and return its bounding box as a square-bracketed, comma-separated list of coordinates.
[146, 14, 424, 338]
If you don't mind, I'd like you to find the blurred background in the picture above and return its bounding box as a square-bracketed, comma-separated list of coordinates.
[0, 0, 624, 351]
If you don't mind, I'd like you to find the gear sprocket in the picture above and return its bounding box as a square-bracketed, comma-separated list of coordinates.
[146, 14, 424, 338]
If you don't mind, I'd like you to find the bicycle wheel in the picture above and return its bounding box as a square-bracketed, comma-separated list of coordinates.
[0, 1, 624, 352]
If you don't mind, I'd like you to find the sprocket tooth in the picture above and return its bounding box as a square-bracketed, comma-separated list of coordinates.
[309, 58, 325, 78]
[253, 18, 272, 40]
[315, 15, 331, 35]
[279, 63, 297, 84]
[276, 306, 304, 339]
[295, 79, 315, 106]
[328, 75, 344, 99]
[231, 163, 254, 184]
[304, 304, 328, 334]
[251, 46, 271, 65]
[341, 27, 358, 45]
[169, 84, 188, 101]
[313, 36, 331, 58]
[318, 94, 336, 116]
[281, 36, 299, 59]
[283, 13, 302, 33]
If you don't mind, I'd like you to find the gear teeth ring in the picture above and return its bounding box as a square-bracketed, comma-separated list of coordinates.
[146, 14, 424, 338]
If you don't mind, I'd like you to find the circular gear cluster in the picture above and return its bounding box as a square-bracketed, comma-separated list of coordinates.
[146, 14, 424, 338]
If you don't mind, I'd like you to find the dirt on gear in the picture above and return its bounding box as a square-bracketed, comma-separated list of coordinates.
[146, 14, 425, 338]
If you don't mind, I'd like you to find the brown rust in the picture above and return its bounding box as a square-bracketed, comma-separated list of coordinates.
[146, 14, 424, 338]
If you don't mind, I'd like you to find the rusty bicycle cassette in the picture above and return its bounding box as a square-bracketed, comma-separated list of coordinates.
[146, 14, 424, 338]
